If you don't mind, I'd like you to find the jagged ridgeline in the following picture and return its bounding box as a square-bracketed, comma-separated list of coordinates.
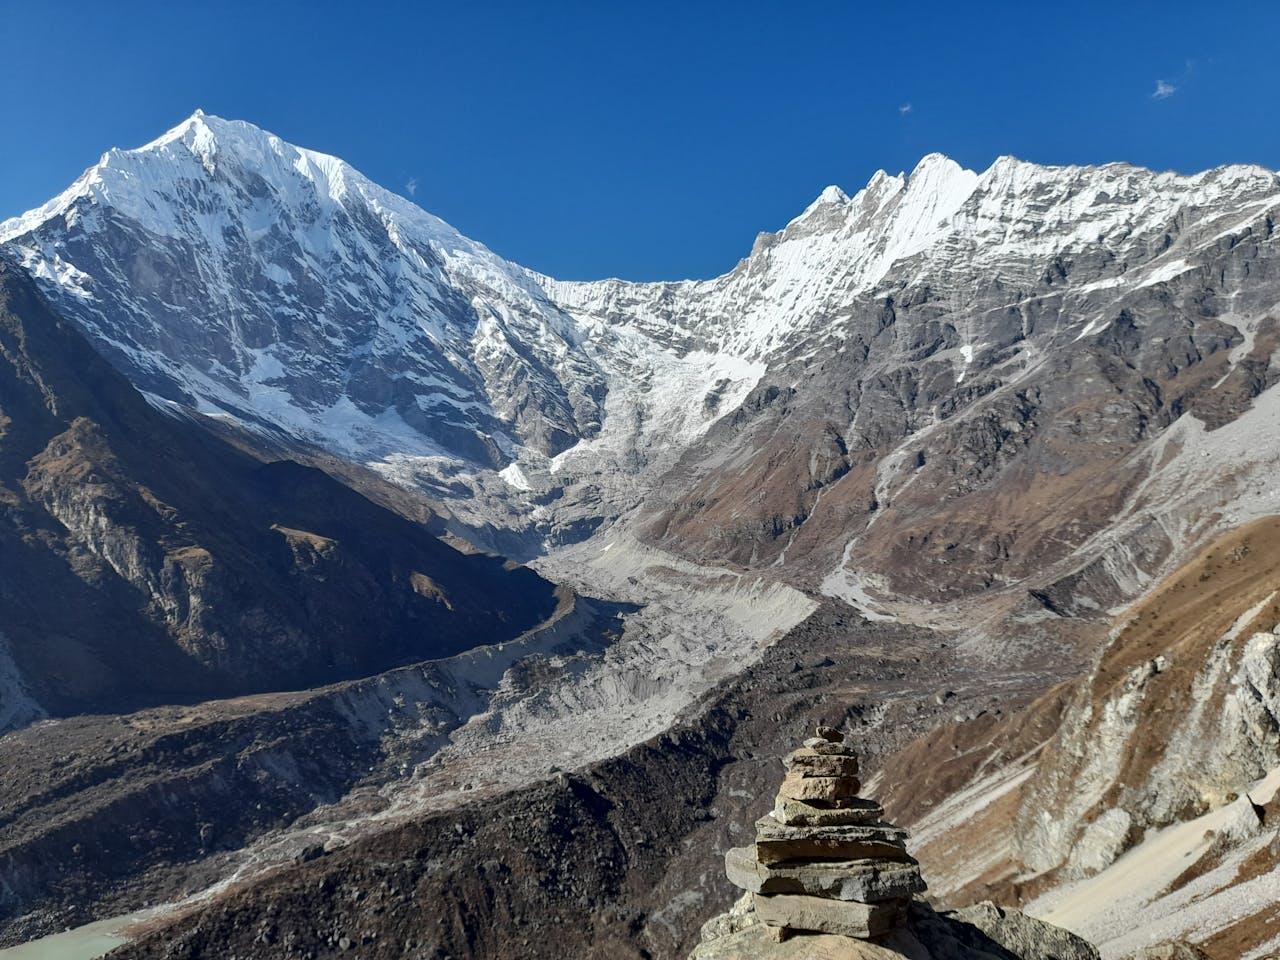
[692, 727, 1098, 959]
[0, 108, 1278, 960]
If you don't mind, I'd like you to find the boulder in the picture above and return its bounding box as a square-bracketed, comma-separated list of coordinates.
[690, 926, 902, 960]
[690, 899, 1101, 959]
[941, 902, 1100, 960]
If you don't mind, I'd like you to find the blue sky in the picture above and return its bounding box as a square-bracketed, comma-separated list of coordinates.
[2, 1, 1275, 280]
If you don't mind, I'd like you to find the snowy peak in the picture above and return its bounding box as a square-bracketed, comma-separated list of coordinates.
[0, 113, 610, 473]
[2, 111, 479, 259]
[5, 115, 1280, 549]
[781, 153, 977, 260]
[788, 154, 967, 241]
[548, 149, 1280, 366]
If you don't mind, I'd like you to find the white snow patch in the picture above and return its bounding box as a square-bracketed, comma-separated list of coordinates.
[819, 538, 897, 621]
[498, 462, 532, 491]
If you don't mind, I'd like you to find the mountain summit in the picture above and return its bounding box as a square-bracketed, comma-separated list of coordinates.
[3, 115, 1280, 959]
[4, 115, 1280, 593]
[1, 112, 606, 469]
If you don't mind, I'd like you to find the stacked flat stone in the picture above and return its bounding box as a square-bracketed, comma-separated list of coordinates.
[723, 726, 926, 941]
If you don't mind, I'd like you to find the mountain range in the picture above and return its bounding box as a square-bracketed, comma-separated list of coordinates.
[1, 113, 1278, 959]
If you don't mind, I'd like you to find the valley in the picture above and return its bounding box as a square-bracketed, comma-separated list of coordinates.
[0, 112, 1278, 959]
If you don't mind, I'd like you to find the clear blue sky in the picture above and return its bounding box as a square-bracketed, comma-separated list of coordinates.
[2, 1, 1276, 280]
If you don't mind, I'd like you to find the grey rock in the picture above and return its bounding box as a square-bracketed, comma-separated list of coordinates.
[699, 892, 758, 943]
[942, 901, 1100, 960]
[752, 892, 909, 938]
[754, 814, 909, 863]
[803, 738, 858, 756]
[783, 750, 860, 778]
[778, 771, 862, 802]
[773, 795, 882, 827]
[725, 846, 925, 902]
[691, 897, 1100, 959]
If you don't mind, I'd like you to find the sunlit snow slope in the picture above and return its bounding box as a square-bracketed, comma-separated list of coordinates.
[4, 113, 1280, 585]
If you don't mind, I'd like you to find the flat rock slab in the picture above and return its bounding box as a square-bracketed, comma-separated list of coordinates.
[785, 752, 860, 778]
[774, 796, 882, 827]
[778, 773, 861, 801]
[725, 846, 926, 902]
[754, 815, 909, 863]
[753, 892, 909, 938]
[803, 738, 857, 756]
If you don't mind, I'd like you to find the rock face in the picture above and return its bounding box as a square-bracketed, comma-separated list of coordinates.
[724, 727, 926, 941]
[0, 257, 559, 722]
[876, 517, 1280, 956]
[546, 155, 1280, 618]
[0, 113, 607, 469]
[7, 115, 1280, 622]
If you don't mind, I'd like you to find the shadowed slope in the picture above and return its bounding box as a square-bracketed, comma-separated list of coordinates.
[0, 259, 558, 721]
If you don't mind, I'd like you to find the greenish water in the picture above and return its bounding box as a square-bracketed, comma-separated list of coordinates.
[0, 913, 147, 960]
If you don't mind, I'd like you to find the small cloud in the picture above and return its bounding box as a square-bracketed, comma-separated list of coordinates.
[405, 177, 418, 197]
[1152, 79, 1178, 100]
[899, 102, 913, 116]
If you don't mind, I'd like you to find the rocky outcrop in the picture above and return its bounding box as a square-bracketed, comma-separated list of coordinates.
[1010, 518, 1280, 883]
[875, 517, 1280, 956]
[693, 897, 1098, 960]
[0, 257, 559, 723]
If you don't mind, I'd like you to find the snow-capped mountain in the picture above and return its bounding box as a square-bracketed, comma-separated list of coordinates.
[0, 112, 608, 469]
[6, 113, 1280, 960]
[5, 113, 1280, 605]
[542, 151, 1277, 362]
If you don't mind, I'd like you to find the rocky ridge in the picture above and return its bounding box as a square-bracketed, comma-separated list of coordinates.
[0, 256, 559, 722]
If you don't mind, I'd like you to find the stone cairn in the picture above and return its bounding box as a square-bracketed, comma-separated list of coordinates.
[723, 726, 926, 941]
